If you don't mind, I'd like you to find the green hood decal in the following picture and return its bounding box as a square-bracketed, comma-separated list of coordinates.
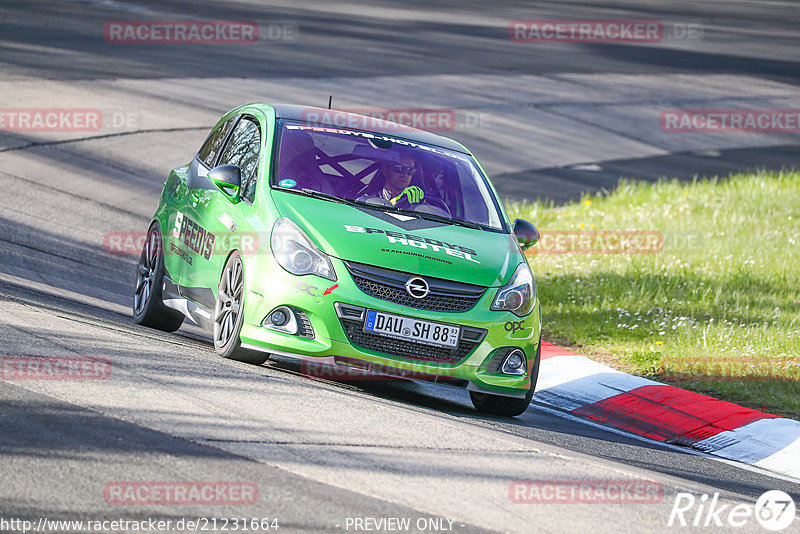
[272, 190, 521, 287]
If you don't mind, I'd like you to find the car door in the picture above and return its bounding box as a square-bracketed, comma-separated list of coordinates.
[182, 115, 262, 308]
[167, 116, 236, 297]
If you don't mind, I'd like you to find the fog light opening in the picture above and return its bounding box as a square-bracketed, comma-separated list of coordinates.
[263, 306, 299, 335]
[501, 349, 526, 376]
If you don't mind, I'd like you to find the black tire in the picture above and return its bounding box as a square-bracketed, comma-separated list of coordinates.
[213, 251, 268, 365]
[133, 223, 185, 332]
[470, 338, 541, 417]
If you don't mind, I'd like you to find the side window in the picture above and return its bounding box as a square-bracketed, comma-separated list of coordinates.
[218, 117, 261, 203]
[198, 117, 235, 168]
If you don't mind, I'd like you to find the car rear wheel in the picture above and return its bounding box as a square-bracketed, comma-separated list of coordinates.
[133, 223, 185, 332]
[470, 338, 541, 417]
[213, 251, 268, 366]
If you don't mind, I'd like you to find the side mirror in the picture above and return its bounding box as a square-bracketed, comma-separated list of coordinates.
[208, 164, 242, 204]
[513, 218, 540, 251]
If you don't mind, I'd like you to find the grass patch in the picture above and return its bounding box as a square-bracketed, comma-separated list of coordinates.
[506, 171, 800, 418]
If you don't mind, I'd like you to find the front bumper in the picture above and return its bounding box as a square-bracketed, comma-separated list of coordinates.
[238, 255, 541, 398]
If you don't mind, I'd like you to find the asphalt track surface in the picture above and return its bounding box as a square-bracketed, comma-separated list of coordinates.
[0, 1, 799, 533]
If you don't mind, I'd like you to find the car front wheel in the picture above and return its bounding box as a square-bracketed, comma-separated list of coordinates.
[213, 251, 268, 366]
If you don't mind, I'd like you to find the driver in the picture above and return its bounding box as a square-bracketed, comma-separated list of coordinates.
[378, 150, 424, 205]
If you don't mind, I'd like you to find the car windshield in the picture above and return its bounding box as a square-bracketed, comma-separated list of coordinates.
[271, 120, 506, 231]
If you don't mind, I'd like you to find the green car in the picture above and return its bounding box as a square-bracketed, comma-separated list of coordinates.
[133, 103, 542, 416]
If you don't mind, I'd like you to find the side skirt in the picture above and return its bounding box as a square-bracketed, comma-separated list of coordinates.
[161, 275, 215, 331]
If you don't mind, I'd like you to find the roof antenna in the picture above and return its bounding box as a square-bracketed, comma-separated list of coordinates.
[327, 95, 332, 109]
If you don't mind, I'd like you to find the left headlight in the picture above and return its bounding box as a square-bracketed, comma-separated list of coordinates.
[490, 262, 536, 317]
[271, 218, 336, 281]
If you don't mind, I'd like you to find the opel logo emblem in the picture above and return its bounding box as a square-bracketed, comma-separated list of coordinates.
[405, 277, 429, 299]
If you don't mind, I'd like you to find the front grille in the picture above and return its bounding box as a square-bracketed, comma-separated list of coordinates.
[339, 318, 484, 364]
[345, 261, 485, 312]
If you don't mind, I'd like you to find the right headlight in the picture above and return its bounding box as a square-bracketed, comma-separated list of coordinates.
[490, 262, 536, 317]
[270, 218, 336, 281]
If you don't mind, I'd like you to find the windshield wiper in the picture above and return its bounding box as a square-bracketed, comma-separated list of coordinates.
[300, 191, 407, 215]
[298, 188, 350, 204]
[346, 198, 486, 230]
[292, 189, 486, 230]
[390, 207, 485, 230]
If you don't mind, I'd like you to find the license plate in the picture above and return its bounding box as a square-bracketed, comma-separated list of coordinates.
[364, 310, 460, 349]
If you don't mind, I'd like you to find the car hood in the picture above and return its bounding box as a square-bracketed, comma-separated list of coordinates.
[272, 190, 521, 287]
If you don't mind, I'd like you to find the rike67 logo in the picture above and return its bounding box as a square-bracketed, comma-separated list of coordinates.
[668, 490, 796, 531]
